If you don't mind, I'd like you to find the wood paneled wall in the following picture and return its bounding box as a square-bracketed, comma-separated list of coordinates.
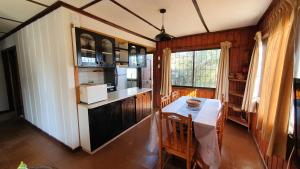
[251, 114, 297, 169]
[250, 0, 298, 168]
[172, 87, 215, 99]
[154, 26, 256, 107]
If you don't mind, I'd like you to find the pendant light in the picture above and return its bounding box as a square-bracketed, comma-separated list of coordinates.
[155, 9, 172, 41]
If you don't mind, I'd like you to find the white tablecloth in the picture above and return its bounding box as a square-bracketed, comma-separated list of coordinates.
[162, 96, 222, 169]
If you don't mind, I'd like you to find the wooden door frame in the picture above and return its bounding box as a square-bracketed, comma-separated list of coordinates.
[1, 46, 24, 116]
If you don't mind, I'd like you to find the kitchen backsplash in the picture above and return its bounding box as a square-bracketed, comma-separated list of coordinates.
[78, 68, 104, 84]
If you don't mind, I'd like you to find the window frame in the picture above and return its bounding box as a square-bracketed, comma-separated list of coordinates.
[171, 48, 221, 89]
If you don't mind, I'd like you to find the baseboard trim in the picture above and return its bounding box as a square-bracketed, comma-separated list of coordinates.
[0, 109, 12, 114]
[22, 118, 80, 152]
[251, 134, 268, 169]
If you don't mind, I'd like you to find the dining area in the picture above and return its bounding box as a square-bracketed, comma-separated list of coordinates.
[154, 91, 225, 169]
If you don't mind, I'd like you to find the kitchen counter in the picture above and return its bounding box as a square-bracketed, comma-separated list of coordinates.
[78, 87, 152, 109]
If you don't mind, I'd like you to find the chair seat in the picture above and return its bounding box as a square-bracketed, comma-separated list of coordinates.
[162, 135, 197, 160]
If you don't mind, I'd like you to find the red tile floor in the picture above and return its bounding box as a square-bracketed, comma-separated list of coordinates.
[0, 117, 264, 169]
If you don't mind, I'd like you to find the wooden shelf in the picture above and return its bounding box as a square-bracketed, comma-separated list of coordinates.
[102, 52, 113, 55]
[81, 48, 95, 53]
[227, 115, 249, 127]
[115, 61, 129, 63]
[229, 91, 244, 98]
[115, 47, 128, 51]
[228, 103, 242, 112]
[229, 78, 247, 83]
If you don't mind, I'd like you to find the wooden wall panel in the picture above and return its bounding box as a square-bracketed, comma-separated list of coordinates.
[251, 113, 298, 169]
[249, 0, 298, 168]
[154, 26, 256, 108]
[172, 87, 215, 99]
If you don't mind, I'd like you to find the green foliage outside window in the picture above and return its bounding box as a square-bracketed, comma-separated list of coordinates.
[171, 49, 220, 88]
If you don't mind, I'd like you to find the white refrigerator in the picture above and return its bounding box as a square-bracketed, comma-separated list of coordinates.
[116, 66, 128, 90]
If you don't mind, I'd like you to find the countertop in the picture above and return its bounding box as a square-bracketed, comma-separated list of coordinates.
[78, 87, 152, 109]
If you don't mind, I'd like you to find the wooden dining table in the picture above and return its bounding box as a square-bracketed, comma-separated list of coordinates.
[162, 96, 222, 169]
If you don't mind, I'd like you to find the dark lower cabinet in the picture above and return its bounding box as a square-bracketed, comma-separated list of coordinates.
[136, 92, 152, 123]
[89, 101, 122, 151]
[89, 105, 109, 151]
[122, 97, 136, 130]
[136, 94, 144, 122]
[88, 91, 151, 151]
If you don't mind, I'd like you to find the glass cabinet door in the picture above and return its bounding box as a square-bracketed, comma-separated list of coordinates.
[79, 33, 98, 66]
[129, 45, 137, 67]
[137, 47, 146, 67]
[101, 38, 114, 66]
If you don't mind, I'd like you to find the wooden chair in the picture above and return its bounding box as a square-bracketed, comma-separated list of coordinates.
[216, 95, 225, 152]
[158, 111, 196, 169]
[171, 91, 180, 102]
[160, 95, 171, 108]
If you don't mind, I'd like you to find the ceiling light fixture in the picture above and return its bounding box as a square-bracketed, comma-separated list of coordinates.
[155, 9, 172, 41]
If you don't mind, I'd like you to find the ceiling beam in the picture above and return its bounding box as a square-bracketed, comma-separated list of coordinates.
[0, 17, 23, 23]
[110, 0, 161, 31]
[0, 1, 156, 42]
[26, 0, 49, 8]
[80, 0, 103, 10]
[192, 0, 209, 33]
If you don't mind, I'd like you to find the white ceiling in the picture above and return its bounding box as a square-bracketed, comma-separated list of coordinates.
[0, 0, 272, 40]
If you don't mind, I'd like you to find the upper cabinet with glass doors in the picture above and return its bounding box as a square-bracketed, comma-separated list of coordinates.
[75, 28, 115, 68]
[128, 43, 147, 67]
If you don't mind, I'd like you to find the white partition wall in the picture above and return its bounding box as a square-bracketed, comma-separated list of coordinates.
[0, 8, 79, 149]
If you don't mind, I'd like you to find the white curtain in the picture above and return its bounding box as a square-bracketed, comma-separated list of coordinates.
[215, 41, 231, 102]
[257, 0, 296, 158]
[241, 32, 263, 112]
[160, 48, 172, 96]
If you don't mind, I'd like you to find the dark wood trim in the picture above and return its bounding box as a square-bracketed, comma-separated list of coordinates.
[110, 0, 161, 31]
[176, 25, 257, 40]
[0, 16, 23, 23]
[0, 110, 11, 114]
[63, 2, 156, 42]
[192, 0, 209, 33]
[0, 1, 62, 41]
[0, 1, 156, 42]
[257, 0, 279, 28]
[172, 85, 216, 90]
[80, 0, 103, 10]
[26, 0, 49, 7]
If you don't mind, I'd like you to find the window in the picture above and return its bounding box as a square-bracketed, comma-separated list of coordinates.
[171, 49, 221, 88]
[127, 68, 137, 79]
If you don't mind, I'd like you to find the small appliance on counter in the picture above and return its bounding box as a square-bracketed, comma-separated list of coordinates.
[80, 83, 108, 104]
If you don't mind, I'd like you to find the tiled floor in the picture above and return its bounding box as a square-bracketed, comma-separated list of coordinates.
[0, 117, 264, 169]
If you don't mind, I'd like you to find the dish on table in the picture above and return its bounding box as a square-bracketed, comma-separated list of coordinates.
[186, 99, 201, 108]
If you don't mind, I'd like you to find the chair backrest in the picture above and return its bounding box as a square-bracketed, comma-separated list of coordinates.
[171, 91, 180, 102]
[159, 111, 193, 156]
[216, 103, 225, 152]
[161, 95, 171, 108]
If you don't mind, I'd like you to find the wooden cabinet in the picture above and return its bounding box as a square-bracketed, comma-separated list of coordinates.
[88, 101, 122, 151]
[100, 36, 115, 67]
[128, 43, 147, 67]
[75, 28, 115, 68]
[82, 91, 152, 152]
[136, 91, 152, 122]
[121, 97, 136, 130]
[76, 28, 100, 67]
